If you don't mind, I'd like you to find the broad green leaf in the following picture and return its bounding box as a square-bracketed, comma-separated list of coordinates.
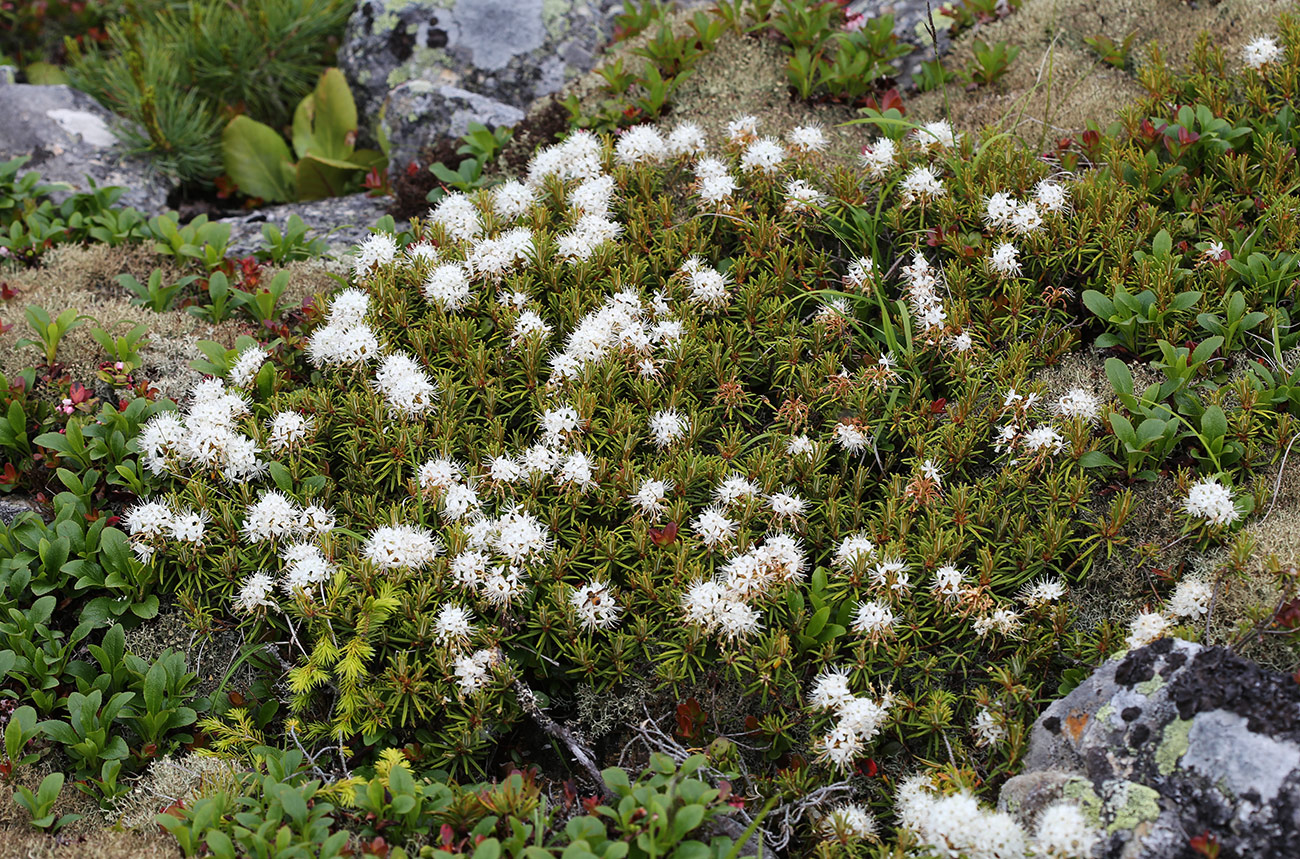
[222, 116, 296, 203]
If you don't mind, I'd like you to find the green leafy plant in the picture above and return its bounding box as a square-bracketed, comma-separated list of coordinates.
[117, 269, 202, 312]
[965, 38, 1021, 86]
[256, 214, 329, 264]
[1084, 31, 1137, 69]
[38, 688, 135, 776]
[89, 321, 151, 370]
[223, 68, 385, 203]
[16, 305, 92, 366]
[12, 771, 80, 833]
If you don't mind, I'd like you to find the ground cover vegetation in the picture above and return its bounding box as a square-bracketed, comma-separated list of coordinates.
[1, 1, 1300, 858]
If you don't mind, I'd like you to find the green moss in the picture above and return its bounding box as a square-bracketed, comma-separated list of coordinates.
[1156, 718, 1193, 775]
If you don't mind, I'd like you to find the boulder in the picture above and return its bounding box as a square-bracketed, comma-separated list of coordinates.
[216, 192, 392, 260]
[381, 80, 524, 178]
[0, 84, 172, 213]
[1001, 638, 1300, 858]
[339, 0, 629, 126]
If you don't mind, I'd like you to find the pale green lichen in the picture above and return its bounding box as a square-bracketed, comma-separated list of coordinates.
[541, 0, 572, 41]
[1096, 703, 1114, 725]
[371, 10, 399, 35]
[1136, 675, 1164, 696]
[1063, 779, 1105, 829]
[1156, 718, 1193, 776]
[1106, 782, 1162, 834]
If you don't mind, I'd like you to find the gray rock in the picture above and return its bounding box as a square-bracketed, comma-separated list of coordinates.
[0, 84, 173, 213]
[216, 192, 392, 260]
[381, 81, 524, 177]
[1002, 638, 1300, 858]
[843, 0, 954, 90]
[340, 0, 627, 125]
[0, 497, 47, 525]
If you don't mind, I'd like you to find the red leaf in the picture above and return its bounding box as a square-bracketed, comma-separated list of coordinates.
[676, 697, 706, 739]
[649, 521, 678, 547]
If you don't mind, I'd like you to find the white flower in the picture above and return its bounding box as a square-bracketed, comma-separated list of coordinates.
[714, 474, 760, 506]
[364, 525, 442, 570]
[725, 114, 759, 142]
[833, 422, 870, 454]
[1243, 35, 1284, 69]
[234, 572, 277, 613]
[492, 180, 535, 220]
[556, 214, 621, 261]
[125, 501, 174, 540]
[266, 412, 313, 452]
[520, 443, 561, 476]
[243, 491, 300, 543]
[1019, 577, 1065, 607]
[1184, 477, 1239, 525]
[281, 543, 333, 591]
[1023, 425, 1066, 454]
[418, 458, 463, 492]
[571, 580, 620, 630]
[817, 722, 862, 771]
[1168, 577, 1213, 620]
[648, 409, 687, 447]
[229, 346, 267, 388]
[933, 565, 966, 600]
[767, 489, 807, 520]
[834, 534, 875, 572]
[557, 451, 598, 491]
[692, 505, 737, 550]
[492, 506, 552, 564]
[631, 477, 672, 517]
[852, 600, 895, 637]
[423, 263, 473, 310]
[985, 192, 1018, 229]
[615, 124, 668, 165]
[838, 694, 892, 742]
[859, 137, 897, 178]
[540, 405, 581, 445]
[441, 482, 481, 522]
[899, 165, 946, 204]
[169, 509, 209, 544]
[373, 352, 439, 418]
[845, 257, 875, 290]
[405, 243, 438, 264]
[307, 322, 380, 368]
[784, 179, 825, 213]
[327, 288, 370, 328]
[352, 233, 398, 275]
[809, 668, 854, 710]
[513, 309, 552, 341]
[973, 706, 1007, 747]
[299, 505, 335, 536]
[1010, 201, 1043, 235]
[454, 648, 498, 694]
[787, 124, 828, 152]
[1203, 240, 1227, 261]
[989, 242, 1021, 277]
[716, 600, 762, 640]
[1053, 388, 1100, 422]
[1034, 179, 1071, 214]
[1033, 802, 1099, 858]
[568, 175, 616, 217]
[667, 122, 706, 156]
[739, 138, 785, 174]
[786, 434, 814, 457]
[912, 120, 959, 150]
[429, 192, 482, 243]
[450, 549, 490, 588]
[684, 261, 731, 310]
[434, 604, 475, 648]
[822, 803, 877, 841]
[951, 331, 973, 352]
[1126, 611, 1171, 649]
[484, 454, 522, 484]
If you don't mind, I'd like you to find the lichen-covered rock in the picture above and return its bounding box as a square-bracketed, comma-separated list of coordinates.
[1001, 638, 1300, 858]
[340, 0, 630, 126]
[0, 84, 172, 213]
[216, 193, 392, 260]
[381, 80, 524, 177]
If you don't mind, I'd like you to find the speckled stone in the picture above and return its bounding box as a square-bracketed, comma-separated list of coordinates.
[1002, 638, 1300, 858]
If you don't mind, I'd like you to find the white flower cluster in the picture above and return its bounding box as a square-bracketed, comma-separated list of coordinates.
[124, 499, 210, 562]
[1183, 476, 1239, 526]
[820, 802, 877, 842]
[809, 668, 893, 771]
[454, 647, 500, 694]
[1242, 35, 1284, 70]
[897, 776, 1098, 859]
[447, 506, 554, 609]
[571, 580, 620, 630]
[901, 252, 949, 339]
[138, 379, 264, 483]
[307, 288, 381, 368]
[430, 192, 483, 243]
[352, 232, 398, 276]
[228, 345, 267, 388]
